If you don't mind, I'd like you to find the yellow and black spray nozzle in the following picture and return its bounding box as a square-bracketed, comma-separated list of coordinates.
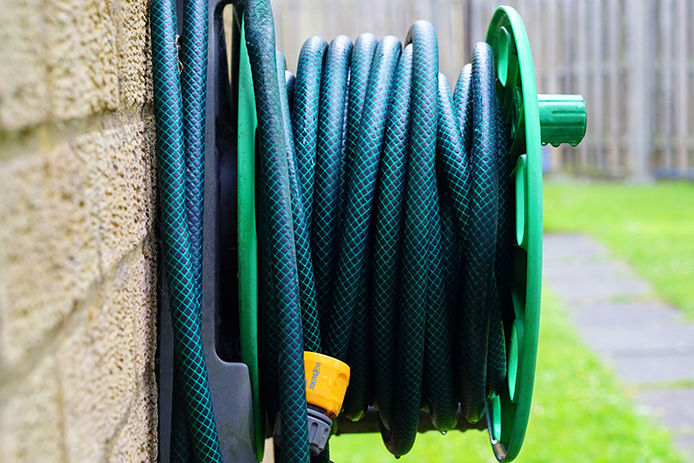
[303, 352, 350, 454]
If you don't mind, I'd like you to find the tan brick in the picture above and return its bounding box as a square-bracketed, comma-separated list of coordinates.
[115, 0, 154, 108]
[57, 245, 155, 462]
[0, 113, 156, 358]
[0, 144, 100, 367]
[108, 389, 158, 462]
[0, 355, 65, 462]
[0, 0, 50, 130]
[44, 0, 120, 122]
[92, 119, 156, 273]
[0, 0, 120, 132]
[132, 236, 158, 376]
[0, 228, 7, 372]
[0, 0, 158, 457]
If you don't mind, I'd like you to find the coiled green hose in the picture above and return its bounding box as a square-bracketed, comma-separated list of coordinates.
[243, 0, 514, 460]
[151, 0, 223, 460]
[153, 0, 516, 459]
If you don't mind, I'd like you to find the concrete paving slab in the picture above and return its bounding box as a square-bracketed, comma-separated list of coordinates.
[544, 233, 694, 459]
[637, 388, 694, 455]
[572, 311, 694, 354]
[607, 353, 694, 384]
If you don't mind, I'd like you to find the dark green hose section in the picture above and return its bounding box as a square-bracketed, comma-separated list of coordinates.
[151, 0, 223, 460]
[244, 1, 312, 462]
[245, 0, 513, 460]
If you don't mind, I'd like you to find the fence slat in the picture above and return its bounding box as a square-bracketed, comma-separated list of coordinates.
[591, 0, 604, 171]
[676, 0, 689, 171]
[627, 0, 654, 180]
[607, 0, 620, 174]
[577, 0, 589, 170]
[662, 0, 675, 170]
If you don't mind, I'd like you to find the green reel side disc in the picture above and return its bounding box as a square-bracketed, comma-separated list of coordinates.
[485, 6, 585, 461]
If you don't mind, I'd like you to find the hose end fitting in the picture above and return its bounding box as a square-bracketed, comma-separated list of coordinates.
[303, 351, 350, 454]
[272, 406, 334, 456]
[306, 406, 332, 455]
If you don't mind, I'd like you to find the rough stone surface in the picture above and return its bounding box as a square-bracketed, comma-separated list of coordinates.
[0, 355, 65, 462]
[89, 118, 156, 273]
[0, 0, 120, 130]
[545, 233, 694, 458]
[0, 0, 157, 458]
[0, 116, 156, 369]
[57, 246, 156, 462]
[0, 0, 49, 130]
[0, 144, 100, 368]
[115, 0, 154, 108]
[45, 0, 120, 121]
[108, 389, 158, 462]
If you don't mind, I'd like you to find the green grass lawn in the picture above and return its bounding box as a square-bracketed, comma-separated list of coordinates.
[544, 180, 694, 317]
[329, 291, 683, 462]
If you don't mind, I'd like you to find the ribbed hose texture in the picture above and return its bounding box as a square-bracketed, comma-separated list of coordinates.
[151, 0, 223, 459]
[244, 0, 514, 460]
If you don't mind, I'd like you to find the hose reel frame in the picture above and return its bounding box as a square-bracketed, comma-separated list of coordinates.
[157, 3, 586, 462]
[236, 6, 551, 460]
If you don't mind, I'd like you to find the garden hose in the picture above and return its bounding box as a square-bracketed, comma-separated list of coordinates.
[151, 0, 223, 460]
[244, 0, 513, 460]
[153, 0, 585, 460]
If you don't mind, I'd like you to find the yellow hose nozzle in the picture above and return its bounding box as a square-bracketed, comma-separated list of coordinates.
[304, 351, 350, 418]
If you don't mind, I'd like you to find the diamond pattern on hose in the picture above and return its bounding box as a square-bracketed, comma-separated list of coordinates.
[312, 35, 353, 339]
[242, 2, 513, 460]
[456, 42, 506, 423]
[151, 0, 222, 459]
[277, 51, 322, 353]
[371, 43, 412, 431]
[245, 1, 311, 462]
[293, 37, 328, 232]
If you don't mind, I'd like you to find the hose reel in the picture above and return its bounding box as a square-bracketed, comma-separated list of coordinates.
[154, 1, 586, 462]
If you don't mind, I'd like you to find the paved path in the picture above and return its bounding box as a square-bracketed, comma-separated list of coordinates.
[544, 234, 694, 457]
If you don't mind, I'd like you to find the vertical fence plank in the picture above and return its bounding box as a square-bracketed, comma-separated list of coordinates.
[607, 0, 620, 175]
[660, 0, 673, 172]
[625, 0, 636, 174]
[676, 0, 689, 173]
[576, 0, 589, 171]
[560, 0, 573, 169]
[591, 0, 604, 171]
[546, 0, 559, 94]
[449, 0, 465, 77]
[627, 0, 654, 180]
[546, 0, 562, 170]
[470, 0, 484, 44]
[533, 0, 544, 92]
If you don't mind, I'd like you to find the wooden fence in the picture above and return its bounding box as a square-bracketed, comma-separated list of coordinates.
[271, 0, 694, 180]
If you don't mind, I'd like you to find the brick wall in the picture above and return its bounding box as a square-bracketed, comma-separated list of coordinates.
[0, 0, 158, 460]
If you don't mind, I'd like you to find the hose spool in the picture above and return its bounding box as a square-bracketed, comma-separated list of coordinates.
[152, 0, 586, 461]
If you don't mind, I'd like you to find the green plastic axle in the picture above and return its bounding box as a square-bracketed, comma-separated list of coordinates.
[538, 94, 587, 147]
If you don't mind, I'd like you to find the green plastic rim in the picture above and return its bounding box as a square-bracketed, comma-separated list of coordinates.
[485, 5, 542, 462]
[236, 18, 265, 461]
